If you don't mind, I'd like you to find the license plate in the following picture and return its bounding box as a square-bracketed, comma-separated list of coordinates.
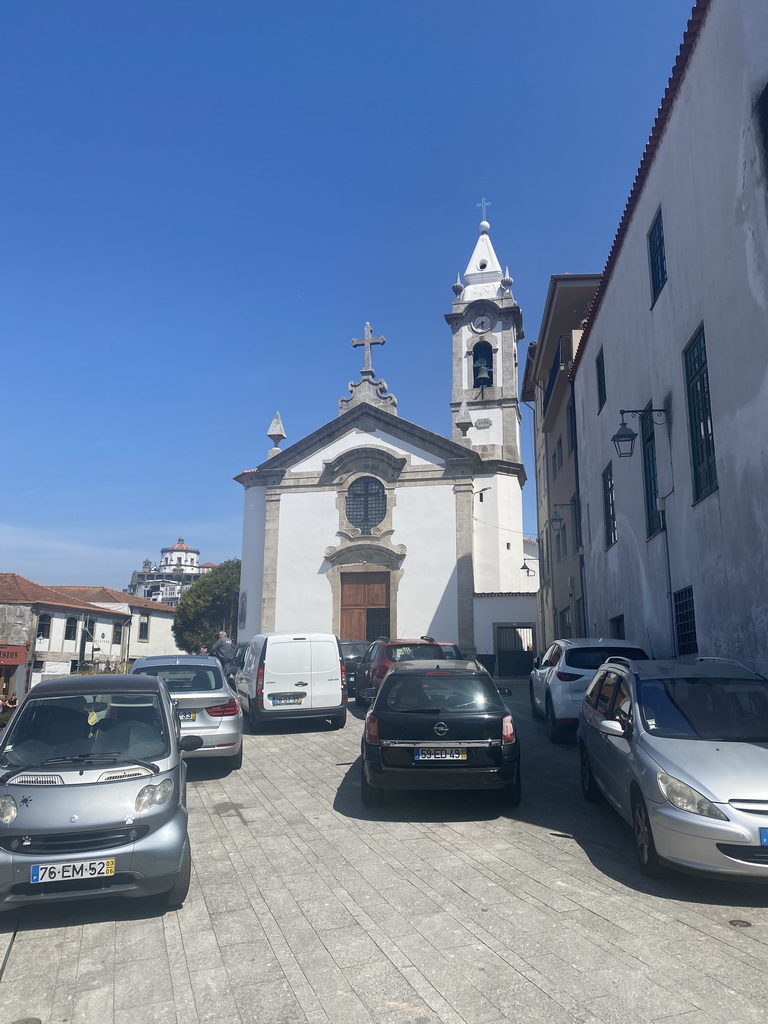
[271, 697, 303, 706]
[31, 858, 115, 883]
[414, 748, 467, 760]
[179, 711, 196, 721]
[760, 828, 768, 846]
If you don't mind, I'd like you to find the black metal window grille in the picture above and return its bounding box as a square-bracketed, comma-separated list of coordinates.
[685, 327, 717, 501]
[596, 349, 606, 411]
[602, 462, 617, 547]
[641, 407, 662, 537]
[674, 586, 698, 655]
[648, 209, 667, 302]
[346, 477, 387, 534]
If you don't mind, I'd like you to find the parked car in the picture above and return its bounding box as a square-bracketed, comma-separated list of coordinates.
[234, 633, 347, 731]
[578, 656, 768, 879]
[530, 638, 649, 742]
[354, 637, 447, 706]
[339, 640, 370, 697]
[225, 642, 249, 687]
[359, 660, 520, 807]
[0, 674, 201, 911]
[131, 655, 243, 769]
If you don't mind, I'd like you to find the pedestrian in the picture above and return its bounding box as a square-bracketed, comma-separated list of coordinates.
[211, 631, 233, 666]
[5, 694, 18, 713]
[199, 644, 209, 655]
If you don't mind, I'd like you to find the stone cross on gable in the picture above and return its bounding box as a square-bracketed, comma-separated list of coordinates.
[351, 322, 385, 376]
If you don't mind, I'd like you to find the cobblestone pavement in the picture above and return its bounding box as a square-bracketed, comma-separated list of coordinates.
[2, 682, 768, 1024]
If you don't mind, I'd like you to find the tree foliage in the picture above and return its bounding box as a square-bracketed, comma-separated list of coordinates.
[172, 558, 241, 654]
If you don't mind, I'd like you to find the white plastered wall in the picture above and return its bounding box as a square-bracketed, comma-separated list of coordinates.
[273, 490, 339, 632]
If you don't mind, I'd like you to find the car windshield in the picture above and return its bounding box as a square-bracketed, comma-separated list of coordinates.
[133, 666, 223, 691]
[566, 647, 648, 670]
[386, 644, 443, 662]
[639, 676, 768, 741]
[383, 674, 505, 714]
[0, 692, 169, 769]
[440, 645, 463, 660]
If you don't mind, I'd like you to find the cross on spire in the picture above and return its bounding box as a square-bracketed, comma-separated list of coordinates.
[351, 322, 385, 377]
[477, 197, 491, 219]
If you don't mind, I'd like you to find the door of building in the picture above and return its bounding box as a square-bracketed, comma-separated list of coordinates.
[495, 624, 536, 677]
[340, 572, 390, 641]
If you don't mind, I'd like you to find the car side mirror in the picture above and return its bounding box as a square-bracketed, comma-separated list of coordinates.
[533, 656, 541, 669]
[179, 735, 204, 752]
[361, 688, 377, 701]
[598, 719, 625, 738]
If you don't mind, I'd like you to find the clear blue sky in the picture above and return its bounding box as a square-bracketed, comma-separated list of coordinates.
[1, 0, 695, 588]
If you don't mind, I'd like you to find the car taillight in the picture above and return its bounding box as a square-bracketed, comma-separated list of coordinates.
[365, 714, 379, 744]
[502, 715, 516, 744]
[556, 670, 582, 682]
[340, 660, 347, 699]
[256, 666, 264, 707]
[207, 698, 240, 717]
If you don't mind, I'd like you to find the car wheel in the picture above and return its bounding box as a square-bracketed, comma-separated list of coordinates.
[163, 840, 191, 909]
[227, 744, 243, 770]
[546, 695, 567, 744]
[499, 765, 522, 807]
[579, 743, 600, 801]
[529, 680, 543, 719]
[330, 709, 347, 729]
[360, 764, 384, 807]
[632, 793, 664, 878]
[248, 698, 261, 734]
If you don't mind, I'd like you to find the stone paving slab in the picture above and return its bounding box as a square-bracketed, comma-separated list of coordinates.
[2, 683, 768, 1024]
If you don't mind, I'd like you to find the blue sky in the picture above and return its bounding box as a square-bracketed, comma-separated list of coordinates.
[1, 0, 695, 588]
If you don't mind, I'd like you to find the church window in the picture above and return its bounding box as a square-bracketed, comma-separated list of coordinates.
[346, 477, 386, 534]
[65, 617, 77, 641]
[472, 342, 493, 387]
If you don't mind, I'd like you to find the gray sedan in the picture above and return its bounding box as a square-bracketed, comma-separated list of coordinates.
[578, 657, 768, 879]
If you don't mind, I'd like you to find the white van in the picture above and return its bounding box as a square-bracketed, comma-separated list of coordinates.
[235, 633, 347, 731]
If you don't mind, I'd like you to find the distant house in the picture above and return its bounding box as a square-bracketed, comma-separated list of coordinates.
[0, 575, 182, 695]
[125, 537, 216, 606]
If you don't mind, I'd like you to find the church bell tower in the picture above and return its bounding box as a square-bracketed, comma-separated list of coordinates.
[445, 215, 524, 463]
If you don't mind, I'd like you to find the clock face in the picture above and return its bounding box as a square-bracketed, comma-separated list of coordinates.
[471, 314, 492, 333]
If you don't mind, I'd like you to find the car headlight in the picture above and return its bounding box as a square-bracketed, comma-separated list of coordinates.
[135, 778, 175, 813]
[657, 772, 728, 820]
[0, 795, 16, 824]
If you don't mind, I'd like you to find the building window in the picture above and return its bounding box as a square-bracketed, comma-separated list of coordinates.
[641, 406, 662, 537]
[472, 341, 493, 387]
[37, 614, 51, 640]
[112, 622, 123, 645]
[595, 349, 606, 411]
[556, 436, 563, 471]
[674, 586, 698, 655]
[84, 617, 96, 642]
[602, 462, 617, 548]
[566, 401, 576, 455]
[559, 607, 572, 638]
[551, 450, 558, 482]
[346, 477, 386, 534]
[33, 659, 44, 671]
[609, 614, 625, 640]
[685, 326, 717, 502]
[64, 617, 77, 641]
[648, 208, 667, 303]
[138, 615, 149, 641]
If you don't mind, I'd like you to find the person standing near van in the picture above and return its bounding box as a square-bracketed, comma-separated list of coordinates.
[212, 632, 233, 667]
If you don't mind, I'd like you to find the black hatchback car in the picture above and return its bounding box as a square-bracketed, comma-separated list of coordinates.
[360, 661, 520, 807]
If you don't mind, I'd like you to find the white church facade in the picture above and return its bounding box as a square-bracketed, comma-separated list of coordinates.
[236, 223, 538, 675]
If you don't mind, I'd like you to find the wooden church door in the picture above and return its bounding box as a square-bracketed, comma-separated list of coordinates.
[340, 572, 390, 641]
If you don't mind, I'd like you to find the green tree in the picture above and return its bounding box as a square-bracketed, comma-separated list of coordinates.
[172, 558, 241, 654]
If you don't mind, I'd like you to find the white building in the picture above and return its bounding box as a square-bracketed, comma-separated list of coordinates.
[568, 0, 768, 671]
[125, 538, 216, 606]
[237, 223, 538, 675]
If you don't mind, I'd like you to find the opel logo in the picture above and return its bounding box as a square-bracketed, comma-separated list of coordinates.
[434, 721, 448, 737]
[70, 815, 78, 823]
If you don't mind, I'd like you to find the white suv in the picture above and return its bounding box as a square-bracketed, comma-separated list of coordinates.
[530, 638, 648, 742]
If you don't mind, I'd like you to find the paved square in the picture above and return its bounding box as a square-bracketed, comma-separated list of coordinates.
[2, 684, 768, 1024]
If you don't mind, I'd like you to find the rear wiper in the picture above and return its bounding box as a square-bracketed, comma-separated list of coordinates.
[0, 753, 159, 785]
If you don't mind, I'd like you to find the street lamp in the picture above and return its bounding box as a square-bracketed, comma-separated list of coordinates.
[520, 560, 536, 577]
[550, 502, 578, 531]
[611, 408, 668, 459]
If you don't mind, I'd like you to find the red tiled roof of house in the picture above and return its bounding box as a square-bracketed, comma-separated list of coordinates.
[570, 0, 711, 378]
[0, 574, 116, 615]
[55, 586, 176, 614]
[199, 562, 217, 568]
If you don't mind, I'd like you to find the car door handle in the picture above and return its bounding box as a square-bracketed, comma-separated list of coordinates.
[295, 682, 306, 687]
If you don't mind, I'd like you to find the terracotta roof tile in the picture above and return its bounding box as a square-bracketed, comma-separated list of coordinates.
[0, 575, 116, 614]
[55, 586, 176, 614]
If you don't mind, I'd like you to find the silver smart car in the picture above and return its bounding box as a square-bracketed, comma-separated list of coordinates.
[131, 656, 243, 769]
[579, 657, 768, 879]
[0, 674, 201, 911]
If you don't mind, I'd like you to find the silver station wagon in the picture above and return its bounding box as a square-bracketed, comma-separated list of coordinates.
[579, 657, 768, 879]
[0, 675, 201, 911]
